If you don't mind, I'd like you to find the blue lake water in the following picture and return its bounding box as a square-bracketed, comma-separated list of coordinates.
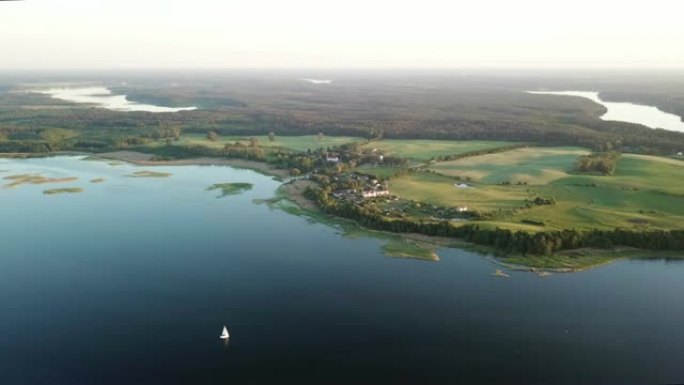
[529, 90, 684, 133]
[2, 156, 684, 384]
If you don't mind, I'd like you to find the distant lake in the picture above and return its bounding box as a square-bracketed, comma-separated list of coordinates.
[529, 90, 684, 133]
[32, 87, 197, 113]
[2, 156, 684, 384]
[302, 78, 333, 84]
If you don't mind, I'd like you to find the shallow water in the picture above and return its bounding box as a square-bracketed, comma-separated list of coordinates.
[32, 87, 196, 112]
[2, 156, 684, 384]
[529, 90, 684, 133]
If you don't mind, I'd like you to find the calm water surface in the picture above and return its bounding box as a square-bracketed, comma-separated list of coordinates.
[529, 90, 684, 133]
[31, 87, 197, 112]
[1, 157, 684, 384]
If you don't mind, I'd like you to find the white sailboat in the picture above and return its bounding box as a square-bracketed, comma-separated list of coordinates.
[220, 326, 230, 340]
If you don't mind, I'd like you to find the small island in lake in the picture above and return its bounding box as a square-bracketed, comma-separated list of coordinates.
[43, 187, 84, 195]
[4, 173, 78, 188]
[126, 170, 172, 178]
[207, 182, 254, 197]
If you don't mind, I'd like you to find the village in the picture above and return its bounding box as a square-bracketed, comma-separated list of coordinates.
[309, 167, 473, 222]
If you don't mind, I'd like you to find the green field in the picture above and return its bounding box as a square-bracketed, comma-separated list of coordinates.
[428, 146, 589, 184]
[362, 139, 513, 161]
[150, 134, 364, 153]
[556, 154, 684, 195]
[388, 148, 684, 232]
[354, 165, 408, 178]
[388, 172, 535, 212]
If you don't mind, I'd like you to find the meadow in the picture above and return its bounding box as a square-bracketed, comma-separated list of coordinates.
[427, 146, 589, 184]
[361, 139, 513, 161]
[148, 134, 364, 153]
[387, 145, 684, 232]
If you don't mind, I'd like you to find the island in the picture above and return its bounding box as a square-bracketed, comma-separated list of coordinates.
[207, 182, 254, 197]
[43, 187, 84, 195]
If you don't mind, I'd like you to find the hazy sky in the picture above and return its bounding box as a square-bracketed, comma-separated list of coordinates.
[1, 0, 683, 69]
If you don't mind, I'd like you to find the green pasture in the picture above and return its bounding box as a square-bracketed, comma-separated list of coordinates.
[388, 149, 684, 232]
[428, 146, 589, 184]
[362, 139, 513, 161]
[154, 134, 364, 152]
[355, 165, 407, 178]
[388, 172, 535, 212]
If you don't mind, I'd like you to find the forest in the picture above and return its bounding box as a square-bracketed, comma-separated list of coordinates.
[2, 70, 684, 156]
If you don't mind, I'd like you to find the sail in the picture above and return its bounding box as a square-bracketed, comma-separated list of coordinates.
[220, 326, 230, 339]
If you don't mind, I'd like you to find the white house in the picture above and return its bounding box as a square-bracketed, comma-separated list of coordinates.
[362, 188, 390, 198]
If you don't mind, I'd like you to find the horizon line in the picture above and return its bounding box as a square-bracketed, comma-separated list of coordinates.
[2, 65, 684, 72]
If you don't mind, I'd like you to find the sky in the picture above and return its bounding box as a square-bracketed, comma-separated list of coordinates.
[1, 0, 683, 69]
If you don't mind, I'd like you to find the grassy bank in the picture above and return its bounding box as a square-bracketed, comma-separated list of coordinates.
[93, 151, 291, 179]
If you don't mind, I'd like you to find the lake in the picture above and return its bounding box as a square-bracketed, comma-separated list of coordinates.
[32, 87, 197, 113]
[2, 156, 684, 384]
[529, 91, 684, 133]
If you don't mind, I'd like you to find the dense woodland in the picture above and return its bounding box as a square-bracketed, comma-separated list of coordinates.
[1, 71, 684, 155]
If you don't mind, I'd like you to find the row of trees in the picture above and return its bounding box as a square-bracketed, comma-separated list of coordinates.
[2, 110, 683, 157]
[464, 227, 684, 256]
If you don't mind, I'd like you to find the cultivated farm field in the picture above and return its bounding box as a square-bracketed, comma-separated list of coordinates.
[388, 145, 684, 232]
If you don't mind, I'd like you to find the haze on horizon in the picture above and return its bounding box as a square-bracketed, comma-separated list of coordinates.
[1, 0, 683, 70]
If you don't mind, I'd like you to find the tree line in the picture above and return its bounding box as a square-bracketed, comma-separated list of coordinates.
[2, 98, 684, 156]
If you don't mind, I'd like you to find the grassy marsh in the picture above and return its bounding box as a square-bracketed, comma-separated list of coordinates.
[207, 182, 253, 197]
[3, 173, 78, 188]
[43, 187, 84, 195]
[126, 170, 172, 178]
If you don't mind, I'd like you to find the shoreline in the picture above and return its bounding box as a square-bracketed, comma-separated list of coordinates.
[277, 179, 320, 211]
[93, 151, 291, 179]
[273, 183, 680, 272]
[4, 150, 675, 273]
